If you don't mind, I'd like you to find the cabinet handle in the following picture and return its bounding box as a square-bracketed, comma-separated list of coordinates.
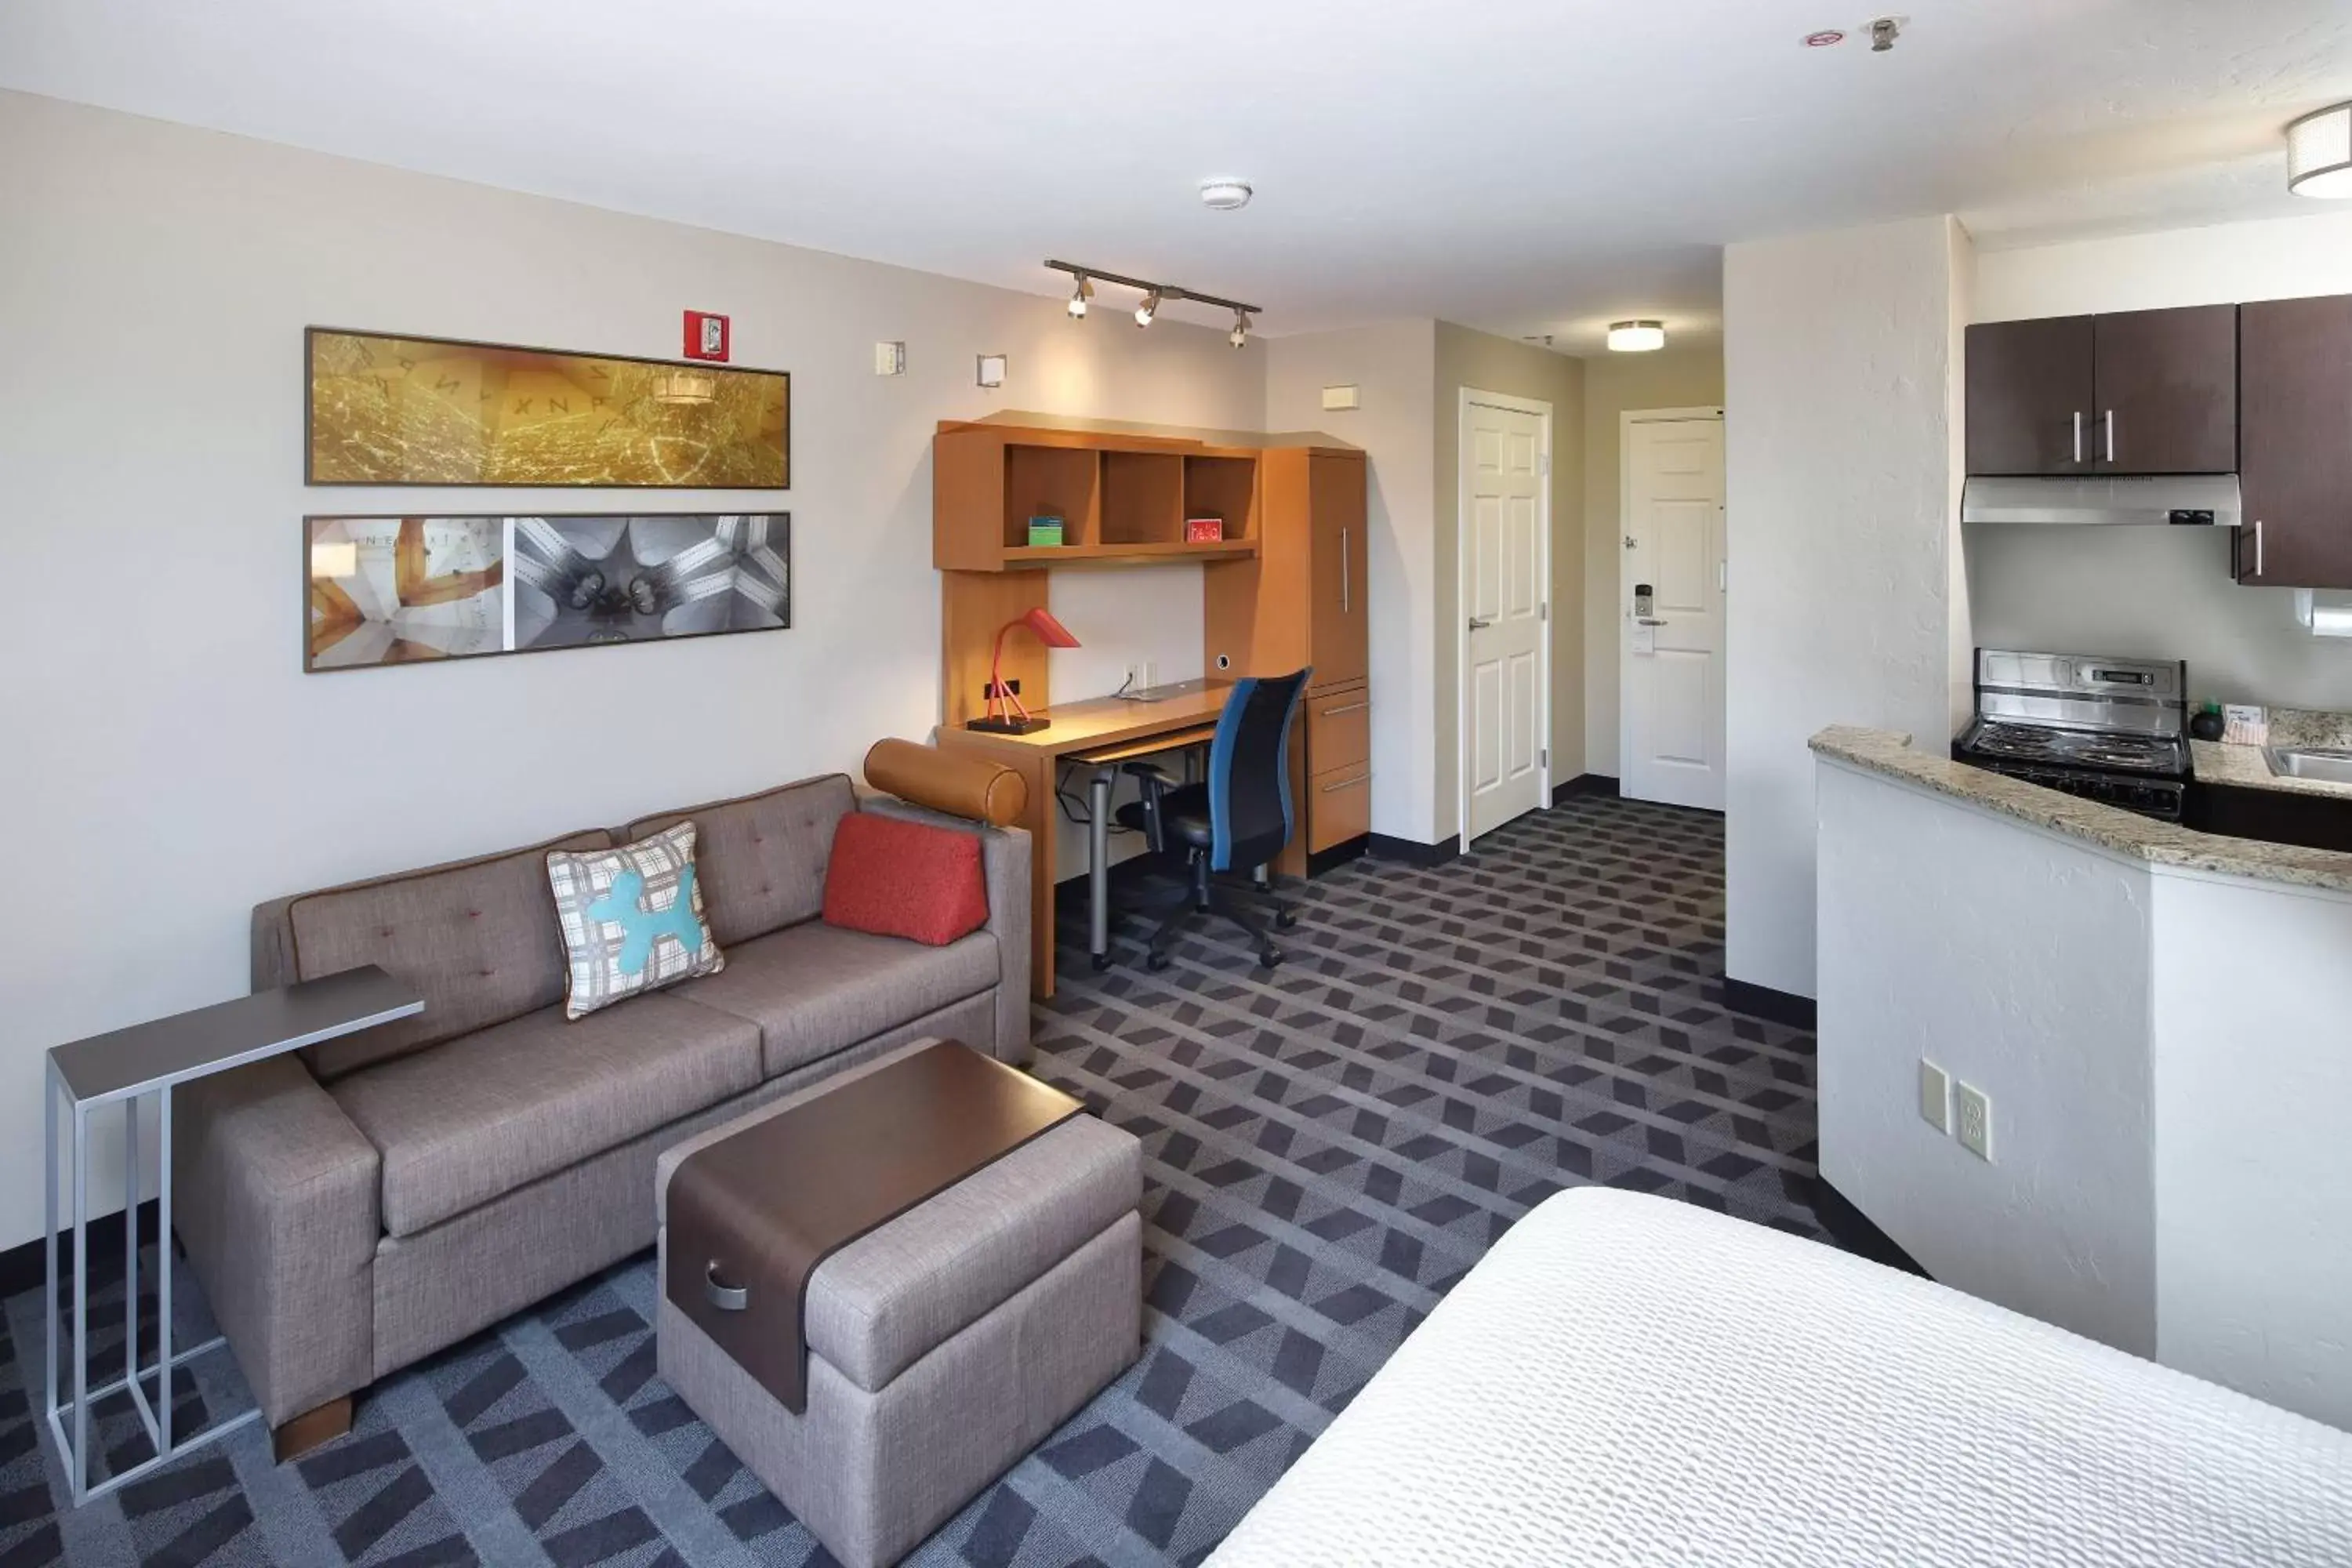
[2253, 517, 2264, 579]
[1339, 527, 1350, 614]
[1320, 771, 1370, 793]
[704, 1261, 749, 1312]
[1319, 701, 1369, 717]
[2103, 409, 2115, 464]
[2072, 411, 2083, 465]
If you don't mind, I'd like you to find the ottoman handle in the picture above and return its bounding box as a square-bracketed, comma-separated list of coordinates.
[704, 1261, 750, 1312]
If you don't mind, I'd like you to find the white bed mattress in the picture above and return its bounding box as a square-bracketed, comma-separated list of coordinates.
[1207, 1189, 2352, 1567]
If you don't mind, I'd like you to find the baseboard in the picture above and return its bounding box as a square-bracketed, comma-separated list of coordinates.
[1805, 1177, 1929, 1278]
[1722, 977, 1818, 1031]
[0, 1197, 163, 1299]
[1550, 773, 1620, 806]
[1305, 836, 1370, 878]
[1364, 833, 1461, 869]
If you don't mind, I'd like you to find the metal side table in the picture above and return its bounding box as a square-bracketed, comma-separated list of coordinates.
[43, 964, 421, 1504]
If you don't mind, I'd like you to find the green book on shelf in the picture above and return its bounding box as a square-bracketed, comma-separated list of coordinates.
[1026, 517, 1065, 547]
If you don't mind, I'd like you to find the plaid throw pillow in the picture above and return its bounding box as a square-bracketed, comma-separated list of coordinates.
[546, 822, 724, 1019]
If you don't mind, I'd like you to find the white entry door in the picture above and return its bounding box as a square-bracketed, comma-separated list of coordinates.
[1463, 393, 1550, 844]
[1621, 412, 1726, 811]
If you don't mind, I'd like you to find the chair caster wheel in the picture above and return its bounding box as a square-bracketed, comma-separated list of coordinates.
[1091, 953, 1112, 972]
[1146, 950, 1172, 971]
[1273, 909, 1299, 931]
[1258, 947, 1283, 968]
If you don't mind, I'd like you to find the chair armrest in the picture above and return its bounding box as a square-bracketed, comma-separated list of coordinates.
[855, 790, 1033, 1065]
[1120, 760, 1179, 851]
[170, 1054, 380, 1427]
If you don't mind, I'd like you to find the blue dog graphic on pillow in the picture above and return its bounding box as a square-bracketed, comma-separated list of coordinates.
[587, 867, 706, 977]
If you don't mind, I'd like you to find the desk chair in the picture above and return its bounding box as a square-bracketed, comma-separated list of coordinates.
[1116, 669, 1310, 970]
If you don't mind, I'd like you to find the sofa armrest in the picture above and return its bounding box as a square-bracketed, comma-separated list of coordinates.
[857, 790, 1033, 1064]
[171, 1054, 380, 1427]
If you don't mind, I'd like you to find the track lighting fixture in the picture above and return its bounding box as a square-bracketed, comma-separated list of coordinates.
[1043, 260, 1261, 343]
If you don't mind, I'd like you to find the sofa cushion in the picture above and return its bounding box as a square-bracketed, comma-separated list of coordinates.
[822, 813, 989, 947]
[284, 829, 612, 1080]
[329, 991, 760, 1238]
[627, 775, 857, 948]
[547, 822, 726, 1018]
[671, 921, 1000, 1077]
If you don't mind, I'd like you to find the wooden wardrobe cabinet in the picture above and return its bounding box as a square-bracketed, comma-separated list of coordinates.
[2238, 294, 2352, 590]
[1205, 445, 1371, 873]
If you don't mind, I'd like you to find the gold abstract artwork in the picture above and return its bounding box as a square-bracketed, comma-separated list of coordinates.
[307, 329, 789, 488]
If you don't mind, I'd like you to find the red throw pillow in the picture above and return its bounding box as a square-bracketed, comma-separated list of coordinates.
[822, 814, 989, 946]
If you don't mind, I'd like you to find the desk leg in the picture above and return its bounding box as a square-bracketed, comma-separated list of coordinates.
[1024, 756, 1057, 1000]
[1088, 768, 1112, 971]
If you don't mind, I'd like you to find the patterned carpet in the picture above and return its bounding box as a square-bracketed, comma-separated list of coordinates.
[1, 796, 1827, 1567]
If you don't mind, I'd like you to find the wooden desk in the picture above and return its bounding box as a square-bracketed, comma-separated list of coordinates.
[937, 684, 1232, 997]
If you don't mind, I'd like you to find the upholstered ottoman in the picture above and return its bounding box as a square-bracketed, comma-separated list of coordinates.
[653, 1037, 1143, 1568]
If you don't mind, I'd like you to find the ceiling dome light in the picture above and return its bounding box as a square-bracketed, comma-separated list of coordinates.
[1229, 308, 1252, 349]
[1067, 274, 1093, 318]
[2288, 102, 2352, 198]
[1200, 179, 1254, 211]
[1134, 288, 1163, 328]
[1606, 320, 1667, 353]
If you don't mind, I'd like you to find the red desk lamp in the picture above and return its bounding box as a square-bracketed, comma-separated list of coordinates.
[967, 607, 1080, 734]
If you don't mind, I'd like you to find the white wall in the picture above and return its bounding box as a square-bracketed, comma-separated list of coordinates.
[1265, 322, 1439, 843]
[0, 89, 1264, 1250]
[1817, 759, 2158, 1356]
[1967, 210, 2352, 713]
[1582, 350, 1725, 779]
[1724, 216, 1973, 1000]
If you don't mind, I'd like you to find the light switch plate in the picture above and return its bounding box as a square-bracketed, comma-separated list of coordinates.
[1955, 1081, 1992, 1162]
[1322, 384, 1360, 411]
[1918, 1060, 1950, 1133]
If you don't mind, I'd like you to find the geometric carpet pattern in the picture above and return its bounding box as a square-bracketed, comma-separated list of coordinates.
[0, 796, 1828, 1566]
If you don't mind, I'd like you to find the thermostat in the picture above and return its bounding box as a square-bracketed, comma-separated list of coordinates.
[977, 354, 1008, 389]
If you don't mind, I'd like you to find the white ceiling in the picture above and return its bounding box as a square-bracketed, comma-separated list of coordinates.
[3, 0, 2347, 351]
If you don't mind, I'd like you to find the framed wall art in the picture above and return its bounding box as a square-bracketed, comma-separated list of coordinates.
[306, 328, 789, 488]
[306, 513, 791, 672]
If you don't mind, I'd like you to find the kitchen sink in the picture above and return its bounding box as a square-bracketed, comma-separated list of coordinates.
[2264, 746, 2352, 786]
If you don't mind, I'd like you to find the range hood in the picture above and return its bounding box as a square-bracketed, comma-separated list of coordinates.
[1960, 474, 2242, 528]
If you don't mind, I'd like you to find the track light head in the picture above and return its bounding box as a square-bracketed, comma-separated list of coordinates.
[1134, 289, 1163, 328]
[1066, 274, 1093, 318]
[1229, 308, 1251, 348]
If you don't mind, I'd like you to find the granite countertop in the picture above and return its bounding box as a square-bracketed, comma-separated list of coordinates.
[1810, 725, 2352, 896]
[2190, 708, 2352, 803]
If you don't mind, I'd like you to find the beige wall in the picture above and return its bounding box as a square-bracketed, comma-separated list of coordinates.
[1265, 321, 1441, 841]
[1433, 324, 1586, 830]
[1581, 349, 1724, 776]
[0, 89, 1265, 1250]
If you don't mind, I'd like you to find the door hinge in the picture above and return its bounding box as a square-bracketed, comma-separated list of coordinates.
[1540, 601, 1549, 621]
[1541, 453, 1552, 477]
[1541, 748, 1548, 769]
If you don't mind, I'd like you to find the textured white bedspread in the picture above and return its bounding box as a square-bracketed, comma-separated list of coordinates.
[1207, 1189, 2352, 1567]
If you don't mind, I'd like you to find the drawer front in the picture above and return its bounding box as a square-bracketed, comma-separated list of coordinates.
[1307, 690, 1370, 775]
[1308, 762, 1371, 852]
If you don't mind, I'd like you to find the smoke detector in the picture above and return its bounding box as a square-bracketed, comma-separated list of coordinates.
[1200, 179, 1254, 211]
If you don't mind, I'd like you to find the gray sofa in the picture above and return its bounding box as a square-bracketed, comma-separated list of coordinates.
[171, 771, 1029, 1450]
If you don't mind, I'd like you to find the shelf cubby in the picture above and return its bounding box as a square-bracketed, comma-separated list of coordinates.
[1181, 452, 1259, 543]
[1002, 444, 1098, 550]
[1100, 451, 1184, 546]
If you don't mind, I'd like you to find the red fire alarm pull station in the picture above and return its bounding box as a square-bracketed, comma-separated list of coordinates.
[683, 311, 730, 362]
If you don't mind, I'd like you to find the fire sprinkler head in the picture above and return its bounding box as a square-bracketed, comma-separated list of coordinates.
[1869, 16, 1902, 52]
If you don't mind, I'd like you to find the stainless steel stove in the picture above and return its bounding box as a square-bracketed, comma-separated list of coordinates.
[1954, 648, 2190, 822]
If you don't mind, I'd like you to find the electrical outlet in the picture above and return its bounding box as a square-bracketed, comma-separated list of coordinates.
[1918, 1060, 1950, 1134]
[1954, 1080, 1992, 1162]
[1123, 661, 1146, 692]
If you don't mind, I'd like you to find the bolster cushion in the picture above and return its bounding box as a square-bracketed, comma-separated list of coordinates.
[862, 739, 1026, 828]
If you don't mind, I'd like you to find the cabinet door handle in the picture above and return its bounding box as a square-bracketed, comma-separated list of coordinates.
[1319, 701, 1369, 717]
[2072, 410, 2083, 465]
[1339, 527, 1350, 614]
[2103, 409, 2115, 464]
[2253, 517, 2264, 579]
[1320, 771, 1370, 793]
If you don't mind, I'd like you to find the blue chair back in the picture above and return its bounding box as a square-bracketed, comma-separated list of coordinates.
[1206, 670, 1312, 872]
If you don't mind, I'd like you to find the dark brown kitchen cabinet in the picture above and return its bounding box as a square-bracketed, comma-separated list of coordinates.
[1965, 305, 2237, 477]
[1966, 316, 2093, 475]
[2238, 294, 2352, 590]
